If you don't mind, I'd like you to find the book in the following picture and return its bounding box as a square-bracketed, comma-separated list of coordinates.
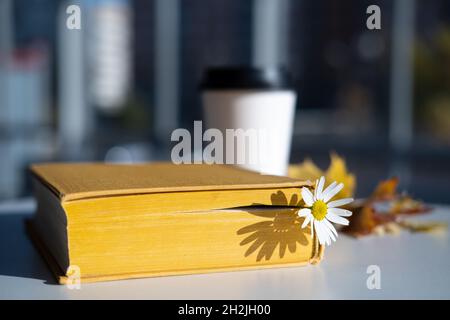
[28, 162, 322, 283]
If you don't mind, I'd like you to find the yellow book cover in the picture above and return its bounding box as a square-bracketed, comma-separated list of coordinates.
[28, 162, 322, 283]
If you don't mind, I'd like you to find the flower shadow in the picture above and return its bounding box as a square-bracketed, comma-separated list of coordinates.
[237, 191, 310, 262]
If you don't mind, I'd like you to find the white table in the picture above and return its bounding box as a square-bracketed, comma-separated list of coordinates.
[0, 198, 449, 299]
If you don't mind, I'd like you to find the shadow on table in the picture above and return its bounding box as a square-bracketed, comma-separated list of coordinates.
[0, 213, 57, 285]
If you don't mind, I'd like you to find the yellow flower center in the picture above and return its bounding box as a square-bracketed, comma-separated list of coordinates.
[311, 200, 328, 221]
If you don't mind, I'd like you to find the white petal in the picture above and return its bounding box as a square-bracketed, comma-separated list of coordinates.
[323, 222, 333, 245]
[315, 176, 325, 200]
[326, 212, 349, 226]
[328, 207, 352, 217]
[301, 214, 311, 228]
[310, 219, 314, 238]
[322, 183, 344, 203]
[314, 220, 325, 244]
[323, 224, 336, 243]
[320, 181, 337, 200]
[298, 208, 311, 217]
[315, 220, 330, 245]
[301, 187, 314, 206]
[323, 219, 338, 241]
[323, 225, 332, 245]
[327, 197, 354, 208]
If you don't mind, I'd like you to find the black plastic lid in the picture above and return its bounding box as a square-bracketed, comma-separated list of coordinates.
[200, 66, 294, 90]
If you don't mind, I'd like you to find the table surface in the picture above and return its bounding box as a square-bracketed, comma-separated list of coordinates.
[0, 198, 449, 299]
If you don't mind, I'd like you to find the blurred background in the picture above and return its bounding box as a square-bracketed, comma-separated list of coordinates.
[0, 0, 449, 203]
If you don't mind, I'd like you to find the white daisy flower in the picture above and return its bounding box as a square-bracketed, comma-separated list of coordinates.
[298, 176, 353, 246]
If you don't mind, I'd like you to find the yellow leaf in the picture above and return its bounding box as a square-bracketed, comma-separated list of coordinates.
[325, 153, 356, 198]
[289, 153, 356, 199]
[288, 158, 323, 182]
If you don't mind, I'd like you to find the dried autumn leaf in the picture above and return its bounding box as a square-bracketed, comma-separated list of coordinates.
[343, 178, 400, 237]
[343, 177, 433, 237]
[372, 177, 399, 200]
[342, 205, 377, 237]
[389, 195, 432, 215]
[397, 220, 447, 233]
[373, 222, 403, 236]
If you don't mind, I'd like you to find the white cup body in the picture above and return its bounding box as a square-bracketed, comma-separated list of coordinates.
[202, 89, 296, 176]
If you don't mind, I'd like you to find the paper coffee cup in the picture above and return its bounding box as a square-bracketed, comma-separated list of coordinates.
[201, 67, 296, 176]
